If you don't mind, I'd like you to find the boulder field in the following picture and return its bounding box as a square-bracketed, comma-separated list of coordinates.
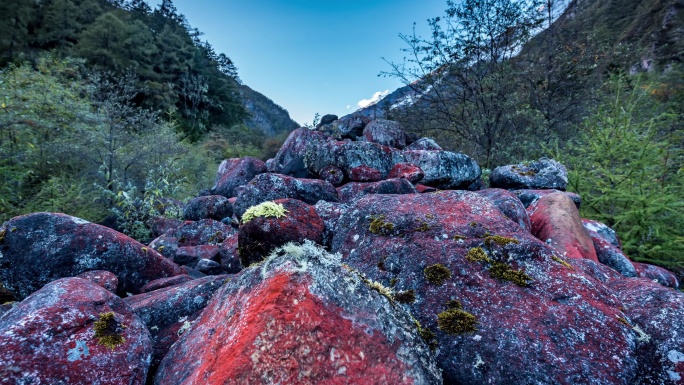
[0, 118, 681, 385]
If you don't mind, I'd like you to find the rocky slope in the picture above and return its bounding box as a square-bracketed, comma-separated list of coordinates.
[240, 84, 299, 135]
[1, 118, 682, 384]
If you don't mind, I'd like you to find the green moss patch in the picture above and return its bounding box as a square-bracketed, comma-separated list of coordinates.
[93, 312, 126, 350]
[394, 290, 416, 304]
[489, 262, 533, 287]
[369, 215, 396, 235]
[484, 235, 519, 247]
[424, 264, 452, 285]
[466, 247, 491, 263]
[437, 308, 478, 335]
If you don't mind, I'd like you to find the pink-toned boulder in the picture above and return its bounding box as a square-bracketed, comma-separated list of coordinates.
[0, 213, 184, 299]
[331, 191, 638, 384]
[528, 193, 599, 261]
[633, 262, 679, 289]
[154, 242, 441, 385]
[76, 270, 119, 293]
[609, 278, 684, 383]
[304, 140, 395, 179]
[0, 278, 151, 384]
[212, 156, 267, 198]
[150, 217, 183, 238]
[238, 198, 324, 267]
[125, 275, 227, 379]
[388, 162, 425, 184]
[140, 275, 195, 293]
[348, 164, 383, 182]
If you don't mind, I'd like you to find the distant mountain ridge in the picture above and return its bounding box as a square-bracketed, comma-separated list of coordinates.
[349, 0, 684, 120]
[240, 85, 300, 136]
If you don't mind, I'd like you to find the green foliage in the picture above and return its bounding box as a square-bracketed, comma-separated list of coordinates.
[100, 165, 185, 243]
[558, 73, 684, 267]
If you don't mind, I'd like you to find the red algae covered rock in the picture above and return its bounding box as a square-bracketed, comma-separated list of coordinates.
[304, 140, 395, 179]
[476, 188, 531, 232]
[0, 212, 183, 299]
[331, 191, 638, 384]
[609, 278, 684, 384]
[238, 199, 324, 267]
[633, 262, 680, 289]
[154, 241, 441, 385]
[212, 156, 267, 198]
[529, 192, 599, 261]
[348, 164, 383, 182]
[125, 275, 228, 378]
[76, 270, 119, 293]
[337, 178, 417, 203]
[183, 195, 233, 221]
[164, 219, 236, 247]
[0, 277, 151, 384]
[218, 233, 242, 273]
[388, 162, 425, 184]
[140, 275, 194, 293]
[268, 127, 331, 175]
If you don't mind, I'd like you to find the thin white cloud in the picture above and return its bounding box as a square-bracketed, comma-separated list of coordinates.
[346, 105, 351, 109]
[357, 90, 389, 108]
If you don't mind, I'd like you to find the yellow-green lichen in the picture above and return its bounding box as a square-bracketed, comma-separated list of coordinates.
[617, 317, 632, 327]
[424, 264, 452, 285]
[0, 229, 5, 243]
[93, 312, 126, 350]
[489, 262, 533, 287]
[551, 255, 574, 269]
[394, 290, 416, 304]
[207, 231, 225, 244]
[242, 201, 289, 223]
[369, 215, 395, 235]
[453, 235, 466, 241]
[437, 308, 478, 335]
[466, 247, 491, 263]
[484, 235, 519, 248]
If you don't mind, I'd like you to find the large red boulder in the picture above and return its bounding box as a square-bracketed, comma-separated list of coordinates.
[125, 275, 228, 379]
[388, 162, 425, 184]
[154, 241, 441, 385]
[528, 192, 599, 261]
[76, 270, 119, 293]
[0, 213, 183, 299]
[304, 140, 396, 179]
[212, 156, 267, 198]
[609, 278, 684, 384]
[331, 191, 638, 384]
[337, 178, 417, 203]
[0, 277, 151, 384]
[238, 198, 325, 266]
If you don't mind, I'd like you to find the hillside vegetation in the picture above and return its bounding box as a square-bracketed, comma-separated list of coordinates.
[0, 0, 292, 224]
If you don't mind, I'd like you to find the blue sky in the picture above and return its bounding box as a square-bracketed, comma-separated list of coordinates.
[151, 0, 447, 125]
